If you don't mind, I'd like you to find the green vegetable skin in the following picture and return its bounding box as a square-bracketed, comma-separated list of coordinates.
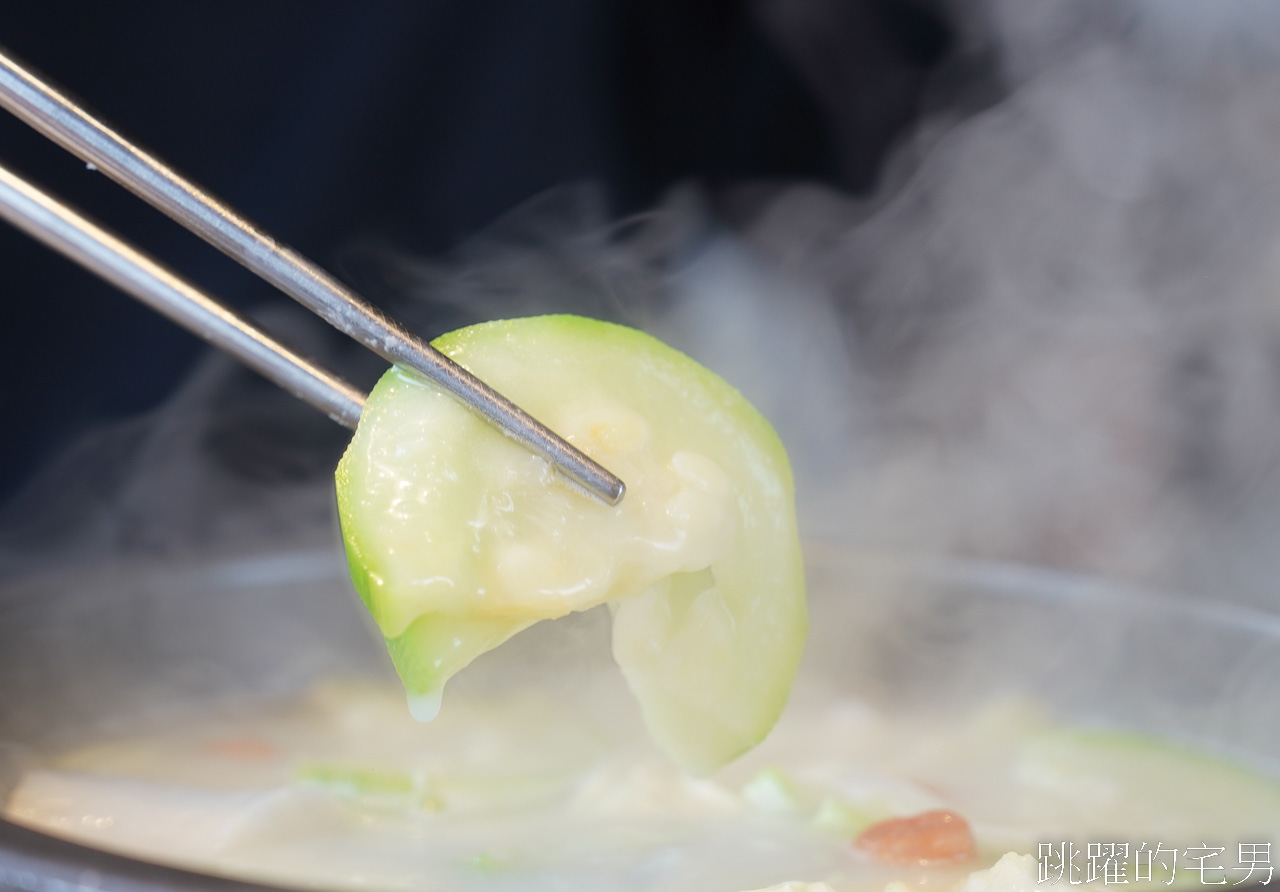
[1019, 727, 1280, 842]
[336, 316, 806, 774]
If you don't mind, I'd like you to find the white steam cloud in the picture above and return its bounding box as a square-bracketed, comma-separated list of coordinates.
[7, 0, 1280, 615]
[769, 0, 1280, 605]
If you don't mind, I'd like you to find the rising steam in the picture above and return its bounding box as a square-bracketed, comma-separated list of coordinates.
[6, 0, 1280, 614]
[382, 0, 1280, 608]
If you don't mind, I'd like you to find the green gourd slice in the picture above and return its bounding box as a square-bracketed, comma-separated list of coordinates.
[335, 315, 805, 774]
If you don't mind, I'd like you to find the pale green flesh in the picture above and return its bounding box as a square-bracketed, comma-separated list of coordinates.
[1015, 727, 1280, 842]
[336, 315, 806, 773]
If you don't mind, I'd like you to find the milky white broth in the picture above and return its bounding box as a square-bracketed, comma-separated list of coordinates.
[6, 670, 1279, 892]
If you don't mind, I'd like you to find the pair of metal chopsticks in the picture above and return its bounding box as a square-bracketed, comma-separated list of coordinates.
[0, 49, 624, 506]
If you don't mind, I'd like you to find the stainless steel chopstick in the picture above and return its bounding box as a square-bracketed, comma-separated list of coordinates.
[0, 162, 367, 428]
[0, 48, 625, 507]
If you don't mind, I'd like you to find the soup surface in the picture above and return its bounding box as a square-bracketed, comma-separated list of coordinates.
[6, 676, 1279, 892]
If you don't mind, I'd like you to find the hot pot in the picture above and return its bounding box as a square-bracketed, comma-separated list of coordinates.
[1, 541, 1278, 892]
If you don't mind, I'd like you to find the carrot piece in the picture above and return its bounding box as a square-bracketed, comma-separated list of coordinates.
[852, 809, 976, 865]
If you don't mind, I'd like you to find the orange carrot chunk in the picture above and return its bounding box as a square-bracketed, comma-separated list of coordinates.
[852, 809, 976, 865]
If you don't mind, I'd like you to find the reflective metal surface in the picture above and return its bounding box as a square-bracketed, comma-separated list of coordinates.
[0, 48, 625, 506]
[0, 163, 366, 429]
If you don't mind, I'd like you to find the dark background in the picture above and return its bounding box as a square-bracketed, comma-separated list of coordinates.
[0, 0, 954, 505]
